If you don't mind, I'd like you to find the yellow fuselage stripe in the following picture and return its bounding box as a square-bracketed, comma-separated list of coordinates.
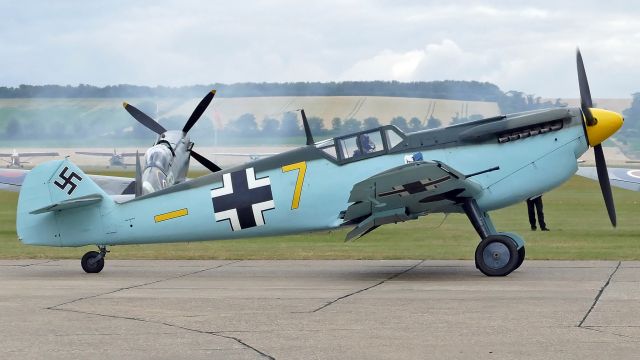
[154, 208, 188, 223]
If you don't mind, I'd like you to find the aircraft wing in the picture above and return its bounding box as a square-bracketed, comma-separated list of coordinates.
[343, 160, 483, 240]
[17, 152, 59, 157]
[75, 151, 115, 156]
[0, 169, 28, 192]
[576, 166, 640, 192]
[211, 152, 278, 158]
[0, 168, 135, 195]
[0, 153, 13, 157]
[120, 153, 140, 157]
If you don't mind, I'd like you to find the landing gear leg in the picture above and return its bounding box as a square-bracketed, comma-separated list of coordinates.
[81, 245, 108, 273]
[462, 198, 524, 276]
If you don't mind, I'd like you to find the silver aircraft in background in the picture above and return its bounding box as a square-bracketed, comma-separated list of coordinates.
[0, 149, 59, 168]
[0, 90, 281, 197]
[122, 90, 222, 196]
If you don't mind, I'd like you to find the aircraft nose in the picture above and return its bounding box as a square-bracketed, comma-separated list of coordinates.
[585, 108, 624, 146]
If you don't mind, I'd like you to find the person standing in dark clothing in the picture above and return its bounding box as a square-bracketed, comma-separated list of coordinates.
[527, 195, 549, 231]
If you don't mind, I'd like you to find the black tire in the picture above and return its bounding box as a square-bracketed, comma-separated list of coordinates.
[475, 235, 519, 277]
[81, 251, 104, 273]
[515, 246, 526, 270]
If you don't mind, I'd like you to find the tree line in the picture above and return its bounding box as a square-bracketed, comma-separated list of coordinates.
[0, 81, 572, 143]
[620, 93, 640, 154]
[220, 112, 463, 138]
[0, 81, 504, 101]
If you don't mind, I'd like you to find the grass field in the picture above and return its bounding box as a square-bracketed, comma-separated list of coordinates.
[0, 174, 638, 260]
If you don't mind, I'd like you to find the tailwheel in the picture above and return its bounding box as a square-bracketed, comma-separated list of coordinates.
[475, 235, 520, 277]
[81, 246, 107, 273]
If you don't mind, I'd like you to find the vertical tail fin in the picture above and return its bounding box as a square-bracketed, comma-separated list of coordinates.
[17, 159, 111, 246]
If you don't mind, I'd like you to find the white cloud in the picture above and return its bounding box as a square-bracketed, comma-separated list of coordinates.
[0, 0, 639, 97]
[340, 49, 424, 81]
[341, 40, 491, 82]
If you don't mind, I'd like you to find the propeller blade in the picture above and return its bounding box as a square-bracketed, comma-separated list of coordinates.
[576, 49, 596, 126]
[593, 144, 616, 227]
[190, 149, 222, 173]
[183, 90, 216, 134]
[123, 102, 167, 134]
[135, 150, 142, 198]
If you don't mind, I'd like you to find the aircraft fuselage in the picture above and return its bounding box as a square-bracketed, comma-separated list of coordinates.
[18, 107, 588, 247]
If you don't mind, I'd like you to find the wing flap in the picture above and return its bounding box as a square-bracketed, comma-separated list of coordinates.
[346, 207, 411, 241]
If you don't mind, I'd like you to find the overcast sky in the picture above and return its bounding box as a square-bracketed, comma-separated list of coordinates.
[0, 1, 638, 97]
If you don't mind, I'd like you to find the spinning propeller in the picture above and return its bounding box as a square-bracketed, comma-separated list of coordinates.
[576, 49, 624, 226]
[123, 90, 221, 173]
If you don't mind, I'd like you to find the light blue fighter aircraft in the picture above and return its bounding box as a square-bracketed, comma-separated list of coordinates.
[13, 50, 624, 276]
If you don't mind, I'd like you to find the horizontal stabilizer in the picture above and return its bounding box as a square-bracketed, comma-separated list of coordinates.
[29, 194, 103, 214]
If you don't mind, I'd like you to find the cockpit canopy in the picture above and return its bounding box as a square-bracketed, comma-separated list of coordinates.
[315, 125, 406, 164]
[144, 144, 172, 172]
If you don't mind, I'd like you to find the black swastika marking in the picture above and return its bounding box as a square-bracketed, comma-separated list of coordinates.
[54, 166, 83, 195]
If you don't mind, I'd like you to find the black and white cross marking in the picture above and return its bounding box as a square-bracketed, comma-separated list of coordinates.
[211, 167, 275, 231]
[54, 166, 83, 195]
[378, 176, 450, 197]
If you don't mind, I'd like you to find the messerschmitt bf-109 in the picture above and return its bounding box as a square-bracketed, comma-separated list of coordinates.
[0, 149, 59, 168]
[13, 50, 623, 276]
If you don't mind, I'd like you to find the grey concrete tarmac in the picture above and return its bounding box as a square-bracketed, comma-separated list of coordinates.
[1, 260, 638, 359]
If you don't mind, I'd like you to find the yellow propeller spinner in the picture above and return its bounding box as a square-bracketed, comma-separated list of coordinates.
[584, 108, 623, 147]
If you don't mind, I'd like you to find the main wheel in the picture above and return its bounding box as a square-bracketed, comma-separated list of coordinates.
[81, 251, 104, 273]
[515, 246, 526, 270]
[475, 235, 520, 277]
